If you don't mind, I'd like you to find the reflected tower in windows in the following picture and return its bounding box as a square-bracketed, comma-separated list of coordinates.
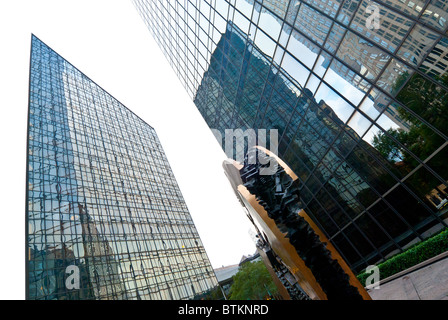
[134, 0, 448, 273]
[26, 35, 219, 300]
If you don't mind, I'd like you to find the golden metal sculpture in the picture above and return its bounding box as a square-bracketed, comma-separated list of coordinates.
[223, 146, 371, 300]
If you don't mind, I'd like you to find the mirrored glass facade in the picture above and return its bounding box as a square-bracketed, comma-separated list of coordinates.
[134, 0, 448, 272]
[26, 35, 218, 300]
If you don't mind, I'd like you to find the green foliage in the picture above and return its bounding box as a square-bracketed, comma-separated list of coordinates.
[228, 260, 278, 300]
[372, 128, 406, 162]
[372, 72, 448, 195]
[395, 72, 448, 137]
[357, 228, 448, 286]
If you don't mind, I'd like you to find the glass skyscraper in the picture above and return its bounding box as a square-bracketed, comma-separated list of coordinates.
[26, 35, 219, 300]
[133, 0, 448, 272]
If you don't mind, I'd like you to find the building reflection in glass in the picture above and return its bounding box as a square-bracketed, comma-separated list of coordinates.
[27, 35, 219, 300]
[134, 0, 448, 272]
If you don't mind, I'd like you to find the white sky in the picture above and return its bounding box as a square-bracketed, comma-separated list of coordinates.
[0, 0, 257, 299]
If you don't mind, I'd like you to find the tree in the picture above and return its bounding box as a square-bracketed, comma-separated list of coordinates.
[228, 260, 278, 300]
[372, 71, 448, 196]
[395, 72, 448, 137]
[372, 128, 406, 163]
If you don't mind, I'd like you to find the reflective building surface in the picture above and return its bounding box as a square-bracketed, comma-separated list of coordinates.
[134, 0, 448, 272]
[26, 35, 218, 300]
